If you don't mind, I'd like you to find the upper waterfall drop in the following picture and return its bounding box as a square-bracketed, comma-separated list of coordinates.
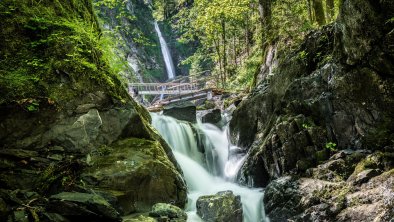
[154, 21, 176, 80]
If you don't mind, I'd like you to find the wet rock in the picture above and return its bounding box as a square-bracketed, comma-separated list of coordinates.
[149, 203, 187, 221]
[201, 109, 221, 125]
[196, 191, 242, 222]
[48, 192, 121, 221]
[163, 102, 196, 123]
[81, 138, 187, 214]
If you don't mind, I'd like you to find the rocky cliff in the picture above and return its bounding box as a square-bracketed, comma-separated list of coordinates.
[230, 0, 394, 221]
[0, 0, 186, 221]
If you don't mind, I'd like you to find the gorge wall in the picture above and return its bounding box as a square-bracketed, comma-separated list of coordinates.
[230, 0, 394, 221]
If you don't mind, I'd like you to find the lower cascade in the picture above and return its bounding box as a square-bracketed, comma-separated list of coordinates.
[151, 113, 269, 222]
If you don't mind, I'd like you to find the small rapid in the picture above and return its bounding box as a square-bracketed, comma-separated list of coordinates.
[151, 113, 269, 222]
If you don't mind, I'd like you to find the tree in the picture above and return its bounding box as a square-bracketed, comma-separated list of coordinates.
[326, 0, 335, 21]
[312, 0, 326, 26]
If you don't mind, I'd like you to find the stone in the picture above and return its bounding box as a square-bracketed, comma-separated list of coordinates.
[163, 102, 196, 123]
[45, 109, 103, 152]
[81, 138, 187, 214]
[196, 191, 242, 222]
[48, 192, 121, 221]
[352, 169, 380, 185]
[201, 109, 222, 125]
[149, 203, 187, 221]
[263, 177, 303, 221]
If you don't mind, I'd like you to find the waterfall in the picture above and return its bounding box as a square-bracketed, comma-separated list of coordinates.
[151, 113, 269, 222]
[154, 22, 175, 80]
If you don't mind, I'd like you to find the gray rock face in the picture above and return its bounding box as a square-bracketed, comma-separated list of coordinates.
[231, 0, 394, 188]
[49, 109, 103, 152]
[229, 0, 394, 221]
[163, 102, 197, 123]
[196, 191, 243, 222]
[201, 109, 222, 125]
[264, 151, 394, 222]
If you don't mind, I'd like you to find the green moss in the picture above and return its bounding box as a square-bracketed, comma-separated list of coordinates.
[0, 0, 129, 107]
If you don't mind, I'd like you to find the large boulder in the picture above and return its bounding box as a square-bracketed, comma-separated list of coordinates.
[81, 138, 187, 215]
[196, 191, 243, 222]
[163, 102, 196, 123]
[264, 152, 394, 222]
[201, 109, 222, 125]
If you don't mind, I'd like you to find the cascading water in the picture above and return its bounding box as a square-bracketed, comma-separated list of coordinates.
[151, 113, 269, 222]
[154, 21, 175, 80]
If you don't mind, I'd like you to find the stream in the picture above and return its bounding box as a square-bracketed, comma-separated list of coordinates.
[151, 113, 269, 222]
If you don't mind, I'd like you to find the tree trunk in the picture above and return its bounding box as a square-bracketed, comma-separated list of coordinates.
[221, 19, 227, 86]
[312, 0, 326, 26]
[258, 0, 272, 48]
[307, 0, 313, 22]
[326, 0, 335, 21]
[213, 37, 224, 88]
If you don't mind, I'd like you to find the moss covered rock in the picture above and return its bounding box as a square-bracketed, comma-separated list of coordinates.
[196, 191, 243, 222]
[82, 138, 187, 215]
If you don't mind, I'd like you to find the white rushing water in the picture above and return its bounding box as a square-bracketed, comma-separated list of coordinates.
[154, 21, 175, 80]
[151, 113, 269, 222]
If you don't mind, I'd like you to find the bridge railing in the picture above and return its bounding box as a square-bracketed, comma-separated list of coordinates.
[128, 82, 201, 95]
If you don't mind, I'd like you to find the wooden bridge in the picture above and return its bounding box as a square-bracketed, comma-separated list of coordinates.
[128, 82, 201, 95]
[128, 80, 214, 111]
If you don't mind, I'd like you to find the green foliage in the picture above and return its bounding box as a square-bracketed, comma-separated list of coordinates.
[155, 0, 342, 89]
[229, 48, 263, 90]
[0, 0, 129, 106]
[325, 142, 337, 151]
[271, 0, 315, 51]
[26, 100, 40, 112]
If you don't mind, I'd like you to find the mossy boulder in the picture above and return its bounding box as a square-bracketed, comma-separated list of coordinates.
[82, 138, 187, 215]
[196, 191, 243, 222]
[149, 203, 187, 221]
